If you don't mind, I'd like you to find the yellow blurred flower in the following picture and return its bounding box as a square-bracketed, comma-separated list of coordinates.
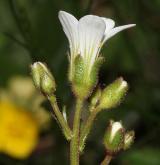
[0, 76, 51, 159]
[0, 101, 39, 159]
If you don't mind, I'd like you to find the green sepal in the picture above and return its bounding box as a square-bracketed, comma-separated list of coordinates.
[41, 73, 56, 96]
[89, 57, 104, 88]
[71, 55, 88, 99]
[72, 56, 104, 99]
[104, 128, 124, 153]
[73, 55, 85, 85]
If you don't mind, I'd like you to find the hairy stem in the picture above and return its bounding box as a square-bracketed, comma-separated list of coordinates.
[48, 95, 72, 140]
[79, 105, 101, 152]
[79, 109, 98, 152]
[101, 155, 112, 165]
[70, 99, 83, 165]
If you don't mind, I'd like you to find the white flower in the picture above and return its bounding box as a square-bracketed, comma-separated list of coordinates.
[58, 10, 136, 74]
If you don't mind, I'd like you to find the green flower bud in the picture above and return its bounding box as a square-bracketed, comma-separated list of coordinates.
[104, 121, 125, 154]
[71, 56, 104, 99]
[123, 131, 135, 150]
[31, 62, 56, 96]
[99, 77, 128, 109]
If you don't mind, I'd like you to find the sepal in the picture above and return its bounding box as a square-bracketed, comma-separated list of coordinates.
[71, 56, 104, 99]
[89, 57, 104, 88]
[71, 55, 87, 99]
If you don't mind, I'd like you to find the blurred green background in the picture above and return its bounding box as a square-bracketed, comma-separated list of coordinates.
[0, 0, 160, 164]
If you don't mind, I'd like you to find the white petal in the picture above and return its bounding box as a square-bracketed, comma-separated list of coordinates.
[78, 15, 106, 68]
[103, 24, 136, 43]
[58, 11, 79, 56]
[110, 122, 122, 141]
[101, 18, 115, 35]
[118, 80, 127, 92]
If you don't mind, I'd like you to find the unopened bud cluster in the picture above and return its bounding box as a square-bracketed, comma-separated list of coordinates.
[104, 121, 135, 154]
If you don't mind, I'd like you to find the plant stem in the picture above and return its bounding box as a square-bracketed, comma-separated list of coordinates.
[70, 99, 83, 165]
[48, 95, 72, 140]
[79, 107, 100, 152]
[101, 155, 112, 165]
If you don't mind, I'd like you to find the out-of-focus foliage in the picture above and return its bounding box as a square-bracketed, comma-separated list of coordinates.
[0, 0, 159, 164]
[120, 148, 160, 165]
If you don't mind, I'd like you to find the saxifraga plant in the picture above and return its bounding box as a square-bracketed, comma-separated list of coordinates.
[31, 11, 136, 165]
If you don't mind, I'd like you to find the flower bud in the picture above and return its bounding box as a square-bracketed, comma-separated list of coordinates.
[104, 121, 124, 153]
[31, 62, 56, 96]
[99, 77, 128, 109]
[123, 131, 135, 150]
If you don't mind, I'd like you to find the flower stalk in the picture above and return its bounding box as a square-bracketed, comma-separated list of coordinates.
[79, 106, 100, 152]
[101, 155, 112, 165]
[48, 95, 72, 140]
[70, 99, 83, 165]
